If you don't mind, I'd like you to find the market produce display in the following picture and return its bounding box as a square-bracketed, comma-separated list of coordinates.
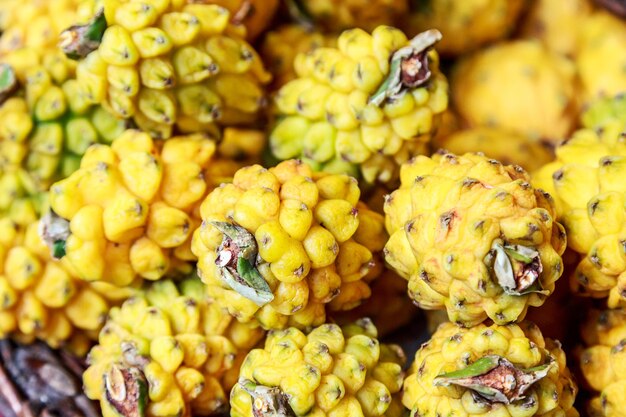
[0, 1, 625, 416]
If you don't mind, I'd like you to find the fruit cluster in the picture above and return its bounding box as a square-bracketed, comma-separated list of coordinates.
[0, 1, 625, 417]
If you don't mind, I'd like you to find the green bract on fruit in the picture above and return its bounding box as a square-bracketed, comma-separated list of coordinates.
[83, 276, 264, 417]
[385, 152, 566, 326]
[192, 160, 387, 330]
[403, 321, 578, 417]
[230, 319, 406, 417]
[270, 26, 448, 185]
[64, 1, 271, 138]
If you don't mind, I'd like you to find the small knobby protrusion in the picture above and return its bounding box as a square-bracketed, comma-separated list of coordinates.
[433, 355, 554, 404]
[240, 378, 295, 417]
[485, 241, 547, 296]
[104, 365, 147, 417]
[60, 9, 107, 60]
[211, 221, 274, 306]
[368, 29, 442, 107]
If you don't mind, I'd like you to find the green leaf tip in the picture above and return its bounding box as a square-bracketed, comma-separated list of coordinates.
[60, 8, 107, 60]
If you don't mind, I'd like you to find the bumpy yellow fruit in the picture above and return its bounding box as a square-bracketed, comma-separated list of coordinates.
[519, 0, 592, 57]
[332, 269, 418, 337]
[581, 94, 626, 131]
[83, 277, 264, 417]
[403, 0, 525, 56]
[295, 0, 407, 31]
[0, 0, 78, 54]
[580, 309, 626, 417]
[192, 160, 387, 330]
[533, 123, 626, 307]
[452, 41, 577, 145]
[0, 57, 126, 227]
[261, 24, 336, 90]
[270, 26, 448, 184]
[231, 319, 406, 417]
[435, 127, 554, 173]
[46, 129, 264, 287]
[0, 217, 130, 355]
[404, 321, 578, 417]
[385, 152, 566, 327]
[66, 2, 271, 139]
[577, 11, 626, 103]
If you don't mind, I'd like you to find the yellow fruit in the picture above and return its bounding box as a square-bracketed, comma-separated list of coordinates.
[230, 319, 406, 417]
[519, 0, 593, 57]
[66, 2, 271, 139]
[270, 26, 448, 184]
[204, 0, 279, 41]
[580, 309, 626, 417]
[192, 160, 387, 330]
[385, 152, 567, 327]
[435, 127, 554, 173]
[532, 123, 626, 308]
[452, 40, 577, 145]
[403, 0, 526, 56]
[261, 24, 336, 90]
[83, 276, 264, 417]
[0, 217, 129, 355]
[576, 11, 626, 103]
[45, 129, 264, 287]
[295, 0, 408, 32]
[403, 321, 578, 417]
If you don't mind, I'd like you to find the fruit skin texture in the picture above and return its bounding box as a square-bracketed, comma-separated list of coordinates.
[533, 123, 626, 308]
[403, 321, 578, 417]
[48, 129, 261, 287]
[581, 94, 626, 131]
[298, 0, 408, 32]
[384, 152, 566, 327]
[270, 25, 448, 185]
[230, 319, 406, 417]
[0, 218, 128, 356]
[72, 2, 271, 139]
[452, 41, 577, 145]
[192, 159, 387, 330]
[434, 127, 554, 173]
[403, 0, 525, 57]
[261, 24, 336, 91]
[0, 56, 126, 227]
[580, 309, 626, 417]
[576, 11, 626, 103]
[519, 0, 592, 57]
[83, 277, 265, 417]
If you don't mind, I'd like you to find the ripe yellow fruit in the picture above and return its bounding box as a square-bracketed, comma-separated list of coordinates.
[261, 24, 336, 90]
[576, 11, 626, 103]
[66, 2, 271, 138]
[83, 277, 264, 417]
[435, 127, 554, 173]
[519, 0, 593, 57]
[403, 0, 526, 56]
[452, 40, 577, 145]
[270, 26, 448, 184]
[533, 123, 626, 308]
[230, 319, 406, 417]
[202, 0, 279, 41]
[580, 309, 626, 417]
[404, 321, 578, 417]
[46, 129, 264, 287]
[385, 152, 566, 327]
[192, 160, 387, 330]
[0, 217, 131, 355]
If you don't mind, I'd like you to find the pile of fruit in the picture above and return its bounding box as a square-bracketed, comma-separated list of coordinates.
[0, 0, 625, 416]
